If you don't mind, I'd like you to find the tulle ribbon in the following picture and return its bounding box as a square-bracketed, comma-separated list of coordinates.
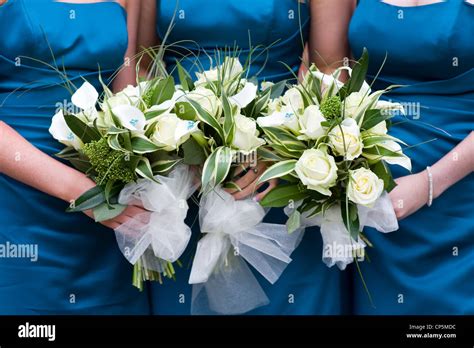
[285, 192, 398, 270]
[114, 165, 198, 271]
[189, 187, 303, 315]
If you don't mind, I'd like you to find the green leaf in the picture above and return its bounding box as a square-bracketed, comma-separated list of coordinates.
[222, 94, 235, 144]
[151, 159, 182, 174]
[64, 114, 101, 144]
[182, 137, 206, 165]
[342, 47, 369, 99]
[136, 157, 159, 183]
[269, 80, 287, 99]
[66, 185, 105, 212]
[223, 181, 242, 191]
[341, 199, 360, 239]
[131, 136, 162, 154]
[256, 160, 297, 185]
[361, 109, 392, 131]
[187, 99, 225, 141]
[286, 210, 301, 234]
[262, 127, 307, 151]
[152, 76, 175, 105]
[107, 125, 129, 135]
[201, 146, 233, 190]
[363, 144, 404, 159]
[92, 202, 127, 222]
[174, 102, 197, 121]
[257, 147, 284, 162]
[260, 183, 309, 208]
[107, 134, 126, 152]
[370, 160, 397, 192]
[213, 147, 234, 188]
[176, 60, 194, 91]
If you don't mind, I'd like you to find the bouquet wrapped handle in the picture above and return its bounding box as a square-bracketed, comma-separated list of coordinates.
[189, 187, 303, 315]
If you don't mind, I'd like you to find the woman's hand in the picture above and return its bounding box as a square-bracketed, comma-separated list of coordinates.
[389, 171, 429, 220]
[225, 161, 277, 201]
[83, 205, 150, 230]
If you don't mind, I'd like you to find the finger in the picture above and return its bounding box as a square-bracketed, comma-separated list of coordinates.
[232, 181, 265, 200]
[101, 220, 120, 230]
[233, 162, 252, 177]
[234, 166, 261, 189]
[123, 205, 149, 218]
[254, 179, 278, 202]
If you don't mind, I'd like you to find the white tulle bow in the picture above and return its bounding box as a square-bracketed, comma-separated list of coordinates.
[286, 191, 398, 270]
[114, 165, 197, 270]
[189, 187, 303, 315]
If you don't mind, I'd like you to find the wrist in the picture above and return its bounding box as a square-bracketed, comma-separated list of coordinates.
[59, 170, 96, 204]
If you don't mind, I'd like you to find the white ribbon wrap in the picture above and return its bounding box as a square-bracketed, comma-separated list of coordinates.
[114, 165, 197, 271]
[189, 187, 303, 315]
[285, 192, 398, 270]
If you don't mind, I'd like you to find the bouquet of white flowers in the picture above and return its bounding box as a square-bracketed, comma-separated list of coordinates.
[256, 49, 411, 270]
[49, 75, 200, 289]
[169, 56, 303, 314]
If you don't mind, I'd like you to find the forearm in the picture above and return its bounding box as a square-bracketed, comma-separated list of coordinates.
[0, 121, 95, 203]
[113, 0, 141, 91]
[430, 131, 474, 199]
[309, 0, 355, 73]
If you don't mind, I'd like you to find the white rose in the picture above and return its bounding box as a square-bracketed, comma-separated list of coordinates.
[232, 114, 265, 153]
[151, 113, 199, 151]
[295, 149, 338, 196]
[112, 104, 147, 132]
[329, 118, 363, 160]
[347, 167, 384, 207]
[344, 91, 371, 119]
[195, 57, 243, 86]
[185, 86, 221, 117]
[49, 110, 83, 150]
[195, 67, 219, 85]
[282, 87, 304, 114]
[221, 57, 243, 80]
[298, 105, 327, 140]
[265, 97, 283, 115]
[256, 107, 300, 133]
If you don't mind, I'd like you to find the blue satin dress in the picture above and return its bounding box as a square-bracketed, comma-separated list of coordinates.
[349, 0, 474, 314]
[151, 0, 350, 315]
[0, 0, 150, 314]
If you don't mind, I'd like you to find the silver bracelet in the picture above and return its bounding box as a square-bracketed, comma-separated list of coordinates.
[426, 166, 433, 207]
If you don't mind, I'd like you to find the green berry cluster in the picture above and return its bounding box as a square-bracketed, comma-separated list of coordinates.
[82, 138, 135, 184]
[320, 95, 342, 120]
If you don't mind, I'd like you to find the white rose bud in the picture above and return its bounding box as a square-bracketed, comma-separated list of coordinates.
[344, 91, 371, 119]
[185, 86, 222, 118]
[232, 114, 265, 153]
[295, 149, 338, 196]
[151, 113, 198, 151]
[347, 167, 384, 207]
[298, 105, 327, 140]
[329, 118, 363, 160]
[282, 87, 304, 114]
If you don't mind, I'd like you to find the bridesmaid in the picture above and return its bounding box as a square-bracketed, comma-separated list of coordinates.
[313, 0, 474, 314]
[0, 0, 150, 314]
[137, 0, 350, 315]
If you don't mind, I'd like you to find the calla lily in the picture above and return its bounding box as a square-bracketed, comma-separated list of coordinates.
[71, 82, 99, 119]
[49, 110, 83, 150]
[256, 108, 300, 133]
[379, 140, 412, 171]
[230, 81, 258, 108]
[112, 104, 147, 132]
